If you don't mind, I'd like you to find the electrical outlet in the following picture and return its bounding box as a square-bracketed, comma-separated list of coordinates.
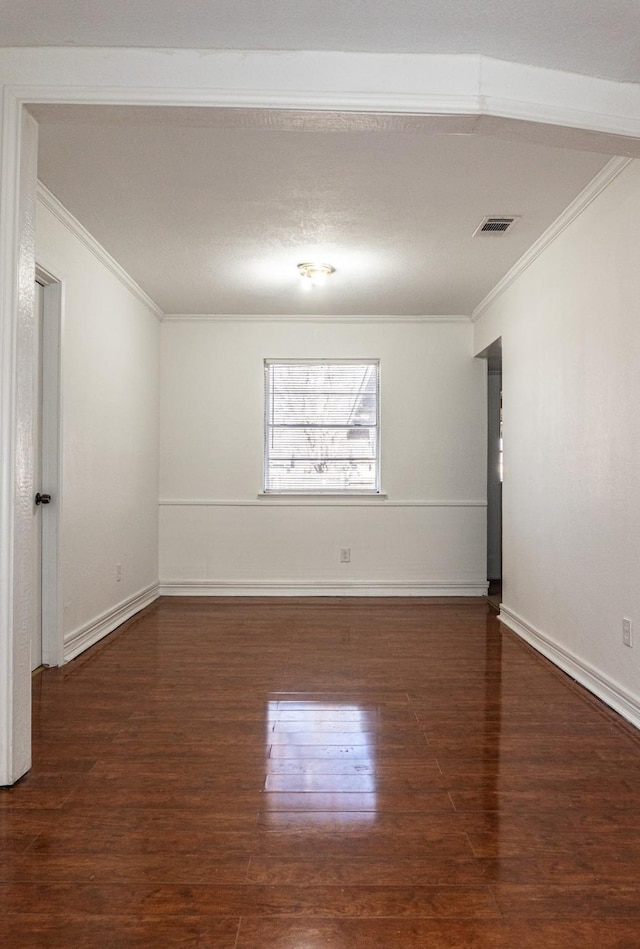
[623, 618, 633, 647]
[340, 547, 351, 563]
[116, 563, 122, 582]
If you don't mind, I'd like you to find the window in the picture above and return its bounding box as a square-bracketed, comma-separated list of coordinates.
[264, 359, 380, 494]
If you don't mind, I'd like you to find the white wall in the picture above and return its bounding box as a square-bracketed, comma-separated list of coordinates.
[474, 159, 640, 725]
[160, 317, 487, 595]
[36, 195, 160, 659]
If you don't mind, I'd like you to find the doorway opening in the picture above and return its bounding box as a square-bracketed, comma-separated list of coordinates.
[32, 277, 45, 671]
[478, 338, 502, 610]
[34, 266, 63, 670]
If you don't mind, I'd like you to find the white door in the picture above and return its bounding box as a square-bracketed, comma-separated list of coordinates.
[32, 279, 45, 671]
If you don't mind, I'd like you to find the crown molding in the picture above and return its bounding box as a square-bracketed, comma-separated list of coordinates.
[471, 156, 633, 322]
[36, 182, 165, 322]
[163, 314, 471, 324]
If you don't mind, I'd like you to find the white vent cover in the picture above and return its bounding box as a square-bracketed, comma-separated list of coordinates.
[474, 216, 519, 236]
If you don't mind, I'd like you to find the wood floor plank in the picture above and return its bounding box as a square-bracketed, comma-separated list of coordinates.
[0, 915, 240, 948]
[235, 918, 640, 948]
[0, 881, 499, 918]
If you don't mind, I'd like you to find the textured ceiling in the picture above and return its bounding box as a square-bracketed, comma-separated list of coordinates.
[2, 0, 640, 83]
[33, 106, 610, 316]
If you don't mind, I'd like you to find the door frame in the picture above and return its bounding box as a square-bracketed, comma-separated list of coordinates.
[35, 265, 63, 669]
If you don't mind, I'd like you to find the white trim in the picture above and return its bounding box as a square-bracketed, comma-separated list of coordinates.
[63, 583, 160, 662]
[36, 182, 165, 322]
[159, 498, 487, 508]
[0, 85, 25, 786]
[13, 87, 483, 118]
[163, 314, 472, 323]
[257, 492, 388, 500]
[471, 157, 633, 322]
[499, 604, 640, 731]
[479, 94, 640, 140]
[160, 580, 488, 597]
[477, 57, 640, 141]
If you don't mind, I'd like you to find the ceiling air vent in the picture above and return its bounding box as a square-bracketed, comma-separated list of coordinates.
[474, 216, 519, 236]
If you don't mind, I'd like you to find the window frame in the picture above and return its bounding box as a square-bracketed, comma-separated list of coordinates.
[263, 357, 381, 496]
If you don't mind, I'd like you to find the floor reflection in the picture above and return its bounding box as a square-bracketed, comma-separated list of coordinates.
[265, 699, 377, 825]
[484, 610, 502, 857]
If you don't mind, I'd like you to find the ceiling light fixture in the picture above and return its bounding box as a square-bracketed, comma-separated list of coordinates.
[297, 261, 335, 287]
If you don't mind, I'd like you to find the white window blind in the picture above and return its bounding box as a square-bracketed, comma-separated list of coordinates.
[264, 359, 380, 493]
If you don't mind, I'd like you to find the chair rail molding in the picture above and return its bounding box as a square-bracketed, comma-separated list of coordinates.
[159, 498, 487, 507]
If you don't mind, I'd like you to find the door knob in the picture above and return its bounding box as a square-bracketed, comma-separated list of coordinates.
[35, 493, 51, 505]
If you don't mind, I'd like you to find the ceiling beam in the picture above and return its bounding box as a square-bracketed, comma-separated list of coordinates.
[2, 49, 640, 154]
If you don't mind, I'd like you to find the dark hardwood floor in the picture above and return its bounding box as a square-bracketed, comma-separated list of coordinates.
[3, 596, 640, 947]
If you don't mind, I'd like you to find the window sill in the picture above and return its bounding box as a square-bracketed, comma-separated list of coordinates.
[257, 492, 388, 500]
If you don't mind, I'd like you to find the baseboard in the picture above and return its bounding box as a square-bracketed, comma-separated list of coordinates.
[63, 582, 160, 662]
[499, 604, 640, 731]
[159, 579, 488, 597]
